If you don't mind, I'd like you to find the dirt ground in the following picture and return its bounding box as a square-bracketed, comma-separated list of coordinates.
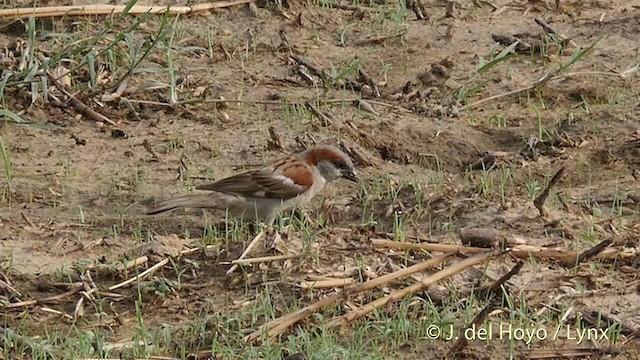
[1, 0, 640, 358]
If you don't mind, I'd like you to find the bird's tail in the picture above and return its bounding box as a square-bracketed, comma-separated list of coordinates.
[146, 194, 221, 215]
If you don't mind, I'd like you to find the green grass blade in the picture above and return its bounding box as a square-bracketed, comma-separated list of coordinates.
[477, 40, 519, 75]
[0, 136, 13, 189]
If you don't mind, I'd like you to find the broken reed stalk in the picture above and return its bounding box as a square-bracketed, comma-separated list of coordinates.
[576, 239, 613, 265]
[47, 71, 116, 126]
[4, 283, 83, 309]
[377, 234, 633, 265]
[226, 230, 265, 275]
[299, 278, 355, 289]
[325, 251, 500, 329]
[0, 0, 255, 19]
[108, 258, 169, 291]
[372, 238, 489, 254]
[478, 261, 523, 298]
[245, 253, 454, 343]
[451, 261, 524, 354]
[225, 253, 298, 265]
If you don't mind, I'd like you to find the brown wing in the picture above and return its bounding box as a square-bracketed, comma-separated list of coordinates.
[195, 157, 313, 200]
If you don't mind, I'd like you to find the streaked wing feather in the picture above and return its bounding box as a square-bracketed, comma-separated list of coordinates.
[195, 158, 312, 200]
[252, 172, 308, 199]
[195, 172, 259, 194]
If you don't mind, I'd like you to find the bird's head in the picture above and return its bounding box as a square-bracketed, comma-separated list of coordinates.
[302, 145, 359, 183]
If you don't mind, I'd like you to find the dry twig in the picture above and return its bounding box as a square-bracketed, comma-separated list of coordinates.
[533, 166, 565, 217]
[299, 278, 355, 289]
[219, 254, 298, 265]
[576, 239, 613, 265]
[376, 232, 637, 265]
[4, 283, 83, 309]
[108, 258, 170, 291]
[449, 300, 497, 355]
[0, 1, 255, 19]
[325, 251, 501, 328]
[226, 230, 266, 275]
[48, 72, 116, 126]
[141, 139, 160, 160]
[372, 238, 489, 254]
[305, 102, 334, 126]
[246, 253, 453, 343]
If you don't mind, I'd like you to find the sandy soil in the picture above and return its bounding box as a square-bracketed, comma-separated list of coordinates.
[1, 0, 639, 358]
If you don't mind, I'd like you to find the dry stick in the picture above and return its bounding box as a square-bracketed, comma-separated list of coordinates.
[0, 0, 255, 19]
[0, 279, 21, 298]
[491, 33, 532, 53]
[289, 54, 324, 78]
[533, 166, 565, 217]
[223, 253, 298, 265]
[131, 97, 413, 114]
[509, 244, 636, 265]
[371, 238, 489, 254]
[4, 282, 83, 309]
[20, 211, 36, 228]
[39, 306, 74, 320]
[117, 256, 149, 272]
[534, 17, 560, 35]
[179, 244, 218, 256]
[305, 102, 334, 126]
[576, 239, 613, 265]
[325, 251, 501, 329]
[108, 258, 169, 291]
[73, 296, 85, 320]
[352, 31, 406, 47]
[299, 278, 355, 289]
[226, 230, 265, 275]
[289, 54, 365, 93]
[47, 72, 117, 126]
[450, 261, 524, 355]
[534, 17, 577, 48]
[141, 139, 159, 160]
[478, 260, 524, 298]
[0, 276, 22, 298]
[448, 300, 496, 355]
[245, 253, 453, 343]
[459, 84, 537, 111]
[264, 255, 454, 340]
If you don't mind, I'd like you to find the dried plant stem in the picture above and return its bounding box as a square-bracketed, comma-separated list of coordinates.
[5, 283, 83, 309]
[108, 258, 169, 291]
[371, 238, 489, 254]
[299, 278, 355, 289]
[226, 230, 265, 275]
[224, 253, 298, 265]
[48, 71, 116, 126]
[246, 253, 453, 343]
[325, 251, 500, 328]
[534, 166, 565, 216]
[0, 1, 255, 19]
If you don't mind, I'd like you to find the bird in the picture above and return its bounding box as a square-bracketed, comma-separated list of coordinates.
[146, 145, 359, 226]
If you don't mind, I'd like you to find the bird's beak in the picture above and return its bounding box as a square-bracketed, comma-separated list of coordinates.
[343, 169, 359, 183]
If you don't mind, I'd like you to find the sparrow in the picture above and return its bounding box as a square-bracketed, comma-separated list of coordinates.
[146, 145, 359, 226]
